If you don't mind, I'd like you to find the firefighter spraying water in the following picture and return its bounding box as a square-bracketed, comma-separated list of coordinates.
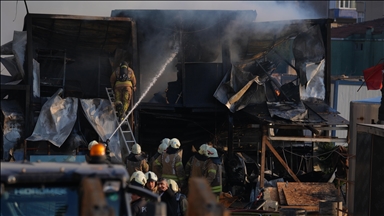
[107, 46, 179, 143]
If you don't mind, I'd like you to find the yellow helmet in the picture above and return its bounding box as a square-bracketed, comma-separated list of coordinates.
[207, 147, 218, 158]
[167, 179, 179, 193]
[132, 143, 142, 154]
[169, 138, 181, 149]
[158, 142, 168, 154]
[145, 171, 158, 182]
[130, 171, 147, 187]
[198, 143, 209, 155]
[88, 140, 99, 150]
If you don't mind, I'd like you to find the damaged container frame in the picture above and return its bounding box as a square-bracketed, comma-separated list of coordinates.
[1, 13, 139, 161]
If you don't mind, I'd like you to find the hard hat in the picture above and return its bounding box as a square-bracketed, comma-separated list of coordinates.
[161, 138, 170, 146]
[198, 144, 209, 155]
[145, 171, 158, 182]
[167, 179, 179, 193]
[169, 138, 181, 149]
[130, 171, 147, 187]
[88, 140, 99, 150]
[207, 147, 218, 158]
[132, 143, 141, 154]
[89, 143, 106, 157]
[158, 142, 169, 154]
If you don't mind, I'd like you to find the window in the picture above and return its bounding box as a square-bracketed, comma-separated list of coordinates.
[358, 12, 365, 23]
[339, 0, 356, 9]
[1, 186, 79, 216]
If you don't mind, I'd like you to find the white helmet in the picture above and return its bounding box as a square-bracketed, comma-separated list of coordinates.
[158, 142, 169, 154]
[167, 179, 179, 193]
[145, 171, 158, 182]
[198, 144, 209, 155]
[161, 138, 170, 146]
[207, 147, 218, 158]
[132, 143, 141, 154]
[130, 171, 147, 186]
[88, 140, 99, 150]
[169, 138, 181, 149]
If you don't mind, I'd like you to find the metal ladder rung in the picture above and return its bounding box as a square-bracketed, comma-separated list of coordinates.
[105, 87, 136, 155]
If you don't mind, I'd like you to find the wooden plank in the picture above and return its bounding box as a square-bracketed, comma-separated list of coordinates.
[279, 205, 319, 212]
[260, 134, 266, 188]
[276, 183, 287, 205]
[264, 138, 300, 182]
[264, 187, 279, 202]
[278, 182, 341, 206]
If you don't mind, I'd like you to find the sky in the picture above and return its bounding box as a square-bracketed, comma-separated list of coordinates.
[1, 1, 325, 44]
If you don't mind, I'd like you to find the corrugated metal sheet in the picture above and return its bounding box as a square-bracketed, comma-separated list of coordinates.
[354, 124, 384, 215]
[330, 80, 381, 141]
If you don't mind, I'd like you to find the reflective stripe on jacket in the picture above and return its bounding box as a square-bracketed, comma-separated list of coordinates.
[204, 159, 222, 193]
[161, 151, 186, 185]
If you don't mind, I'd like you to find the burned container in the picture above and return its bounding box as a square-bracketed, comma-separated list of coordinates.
[1, 14, 138, 161]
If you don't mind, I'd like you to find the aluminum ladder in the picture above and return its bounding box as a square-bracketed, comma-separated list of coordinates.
[105, 87, 136, 158]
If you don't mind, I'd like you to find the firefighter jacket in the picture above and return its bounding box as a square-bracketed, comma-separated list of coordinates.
[126, 153, 149, 176]
[185, 152, 208, 178]
[156, 147, 186, 187]
[110, 66, 136, 89]
[204, 157, 222, 194]
[149, 152, 161, 172]
[131, 197, 148, 216]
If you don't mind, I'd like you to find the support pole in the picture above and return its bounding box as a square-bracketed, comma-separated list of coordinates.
[260, 130, 267, 188]
[264, 136, 301, 182]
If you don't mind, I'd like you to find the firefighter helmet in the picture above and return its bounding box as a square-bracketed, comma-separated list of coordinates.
[169, 138, 181, 149]
[145, 171, 158, 182]
[130, 171, 147, 187]
[198, 143, 209, 156]
[158, 142, 169, 154]
[132, 143, 141, 154]
[167, 179, 179, 193]
[161, 138, 170, 146]
[88, 140, 99, 150]
[207, 147, 218, 158]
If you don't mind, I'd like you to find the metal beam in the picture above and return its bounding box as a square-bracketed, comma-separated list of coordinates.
[268, 136, 347, 143]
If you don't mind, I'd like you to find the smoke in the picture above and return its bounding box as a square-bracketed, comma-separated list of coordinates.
[112, 2, 324, 102]
[252, 1, 324, 22]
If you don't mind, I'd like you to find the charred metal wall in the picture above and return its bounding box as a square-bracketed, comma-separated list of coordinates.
[183, 63, 224, 107]
[355, 124, 384, 215]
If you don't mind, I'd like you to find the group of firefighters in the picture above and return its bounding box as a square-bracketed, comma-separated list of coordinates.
[88, 138, 222, 216]
[128, 138, 222, 216]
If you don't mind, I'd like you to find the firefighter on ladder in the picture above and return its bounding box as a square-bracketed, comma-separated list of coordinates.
[110, 61, 136, 122]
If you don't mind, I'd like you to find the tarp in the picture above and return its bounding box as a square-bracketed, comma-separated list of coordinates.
[1, 100, 24, 160]
[25, 91, 122, 163]
[27, 89, 78, 147]
[363, 62, 384, 90]
[213, 63, 267, 113]
[293, 25, 325, 86]
[80, 98, 122, 162]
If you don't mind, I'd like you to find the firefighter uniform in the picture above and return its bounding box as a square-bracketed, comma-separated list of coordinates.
[185, 144, 209, 178]
[149, 139, 170, 177]
[204, 147, 222, 196]
[126, 144, 149, 176]
[110, 61, 136, 121]
[154, 138, 186, 188]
